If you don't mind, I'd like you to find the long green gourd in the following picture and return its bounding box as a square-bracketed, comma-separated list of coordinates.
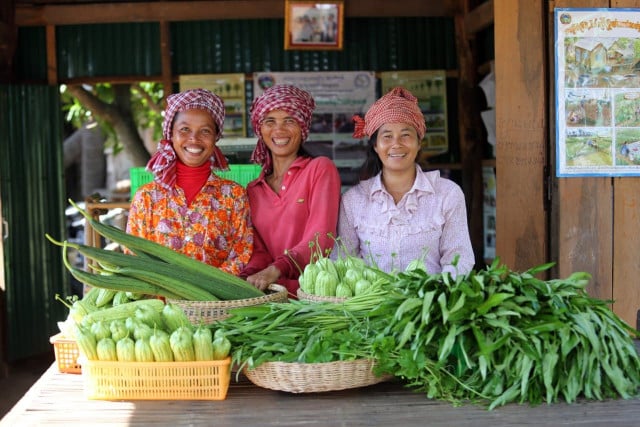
[69, 199, 264, 299]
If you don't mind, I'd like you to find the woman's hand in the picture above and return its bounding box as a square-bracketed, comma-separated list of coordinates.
[246, 265, 281, 291]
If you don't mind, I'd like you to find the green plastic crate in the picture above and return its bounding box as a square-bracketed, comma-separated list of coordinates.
[216, 164, 261, 187]
[129, 164, 261, 199]
[130, 167, 154, 199]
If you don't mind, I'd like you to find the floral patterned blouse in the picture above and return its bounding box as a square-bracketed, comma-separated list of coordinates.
[126, 174, 253, 275]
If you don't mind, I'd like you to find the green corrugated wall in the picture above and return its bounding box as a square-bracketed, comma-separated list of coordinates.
[17, 17, 457, 80]
[0, 85, 68, 361]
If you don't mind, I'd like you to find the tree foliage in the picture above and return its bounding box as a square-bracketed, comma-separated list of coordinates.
[60, 82, 165, 167]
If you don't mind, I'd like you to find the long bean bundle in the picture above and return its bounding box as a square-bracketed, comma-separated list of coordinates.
[216, 283, 391, 371]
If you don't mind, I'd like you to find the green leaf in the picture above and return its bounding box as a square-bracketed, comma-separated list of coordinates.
[476, 292, 513, 316]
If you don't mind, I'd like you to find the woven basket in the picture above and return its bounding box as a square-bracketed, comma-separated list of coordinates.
[296, 288, 348, 303]
[168, 283, 288, 325]
[243, 359, 392, 393]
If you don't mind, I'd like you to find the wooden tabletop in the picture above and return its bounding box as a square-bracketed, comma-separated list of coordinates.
[2, 362, 640, 427]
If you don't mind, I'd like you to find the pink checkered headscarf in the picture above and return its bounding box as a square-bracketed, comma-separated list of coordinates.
[249, 84, 316, 172]
[352, 87, 426, 140]
[147, 88, 229, 190]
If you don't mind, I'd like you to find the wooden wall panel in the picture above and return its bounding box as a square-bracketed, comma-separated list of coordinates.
[612, 0, 640, 329]
[557, 179, 612, 300]
[494, 0, 547, 271]
[553, 0, 640, 328]
[613, 179, 640, 328]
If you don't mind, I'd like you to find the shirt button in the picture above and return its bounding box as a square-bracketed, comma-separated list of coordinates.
[281, 185, 286, 190]
[287, 171, 292, 175]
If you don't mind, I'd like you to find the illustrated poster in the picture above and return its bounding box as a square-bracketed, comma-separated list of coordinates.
[179, 74, 247, 137]
[555, 9, 640, 176]
[379, 70, 449, 163]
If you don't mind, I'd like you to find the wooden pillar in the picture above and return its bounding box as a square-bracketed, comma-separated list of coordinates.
[46, 25, 58, 85]
[160, 20, 173, 99]
[454, 11, 486, 269]
[494, 0, 547, 271]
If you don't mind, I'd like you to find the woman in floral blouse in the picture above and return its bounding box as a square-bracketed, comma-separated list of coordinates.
[126, 88, 253, 275]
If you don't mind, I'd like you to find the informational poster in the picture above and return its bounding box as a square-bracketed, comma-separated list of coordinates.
[253, 71, 377, 186]
[379, 70, 449, 162]
[179, 74, 247, 137]
[555, 9, 640, 177]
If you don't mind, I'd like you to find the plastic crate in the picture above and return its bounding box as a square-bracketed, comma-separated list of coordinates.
[130, 164, 260, 198]
[216, 164, 261, 187]
[50, 334, 82, 374]
[130, 167, 154, 199]
[80, 357, 231, 401]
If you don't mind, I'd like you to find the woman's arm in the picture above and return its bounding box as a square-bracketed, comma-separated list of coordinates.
[439, 183, 475, 276]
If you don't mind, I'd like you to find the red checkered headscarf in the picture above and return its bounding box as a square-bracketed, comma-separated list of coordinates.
[147, 88, 229, 190]
[249, 84, 316, 172]
[352, 87, 426, 140]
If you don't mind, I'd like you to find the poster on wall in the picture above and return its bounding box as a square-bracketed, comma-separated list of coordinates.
[555, 8, 640, 177]
[379, 70, 449, 164]
[253, 71, 377, 187]
[179, 74, 247, 137]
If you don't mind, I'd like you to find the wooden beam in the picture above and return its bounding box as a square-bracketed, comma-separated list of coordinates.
[464, 0, 494, 37]
[16, 1, 455, 27]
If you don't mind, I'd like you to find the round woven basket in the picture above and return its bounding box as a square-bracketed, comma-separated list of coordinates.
[243, 359, 392, 393]
[168, 284, 288, 325]
[296, 288, 348, 303]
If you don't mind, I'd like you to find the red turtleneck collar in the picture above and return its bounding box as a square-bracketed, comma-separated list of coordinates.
[176, 160, 211, 205]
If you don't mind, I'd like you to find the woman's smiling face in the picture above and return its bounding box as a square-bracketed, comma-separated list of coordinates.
[374, 122, 420, 172]
[259, 109, 303, 160]
[171, 109, 218, 167]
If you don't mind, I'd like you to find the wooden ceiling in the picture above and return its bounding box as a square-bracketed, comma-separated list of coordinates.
[15, 1, 460, 26]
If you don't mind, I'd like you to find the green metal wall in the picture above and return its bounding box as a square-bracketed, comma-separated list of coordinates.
[16, 17, 457, 80]
[0, 85, 68, 361]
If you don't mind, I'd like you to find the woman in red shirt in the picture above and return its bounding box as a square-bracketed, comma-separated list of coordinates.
[240, 84, 341, 297]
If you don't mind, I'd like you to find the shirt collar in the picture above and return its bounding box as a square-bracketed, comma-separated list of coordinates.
[369, 164, 435, 196]
[249, 156, 312, 188]
[368, 164, 438, 215]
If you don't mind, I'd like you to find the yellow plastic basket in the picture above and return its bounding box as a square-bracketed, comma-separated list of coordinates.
[49, 334, 82, 374]
[80, 357, 231, 401]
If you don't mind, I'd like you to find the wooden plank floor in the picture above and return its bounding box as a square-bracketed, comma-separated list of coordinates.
[2, 362, 640, 427]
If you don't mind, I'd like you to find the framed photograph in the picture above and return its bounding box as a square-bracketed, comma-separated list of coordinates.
[284, 0, 344, 51]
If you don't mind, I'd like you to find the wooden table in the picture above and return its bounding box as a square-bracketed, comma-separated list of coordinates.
[2, 363, 640, 426]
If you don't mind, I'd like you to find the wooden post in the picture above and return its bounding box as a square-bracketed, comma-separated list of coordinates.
[494, 0, 548, 271]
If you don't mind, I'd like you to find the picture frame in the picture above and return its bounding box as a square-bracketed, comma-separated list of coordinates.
[284, 0, 344, 51]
